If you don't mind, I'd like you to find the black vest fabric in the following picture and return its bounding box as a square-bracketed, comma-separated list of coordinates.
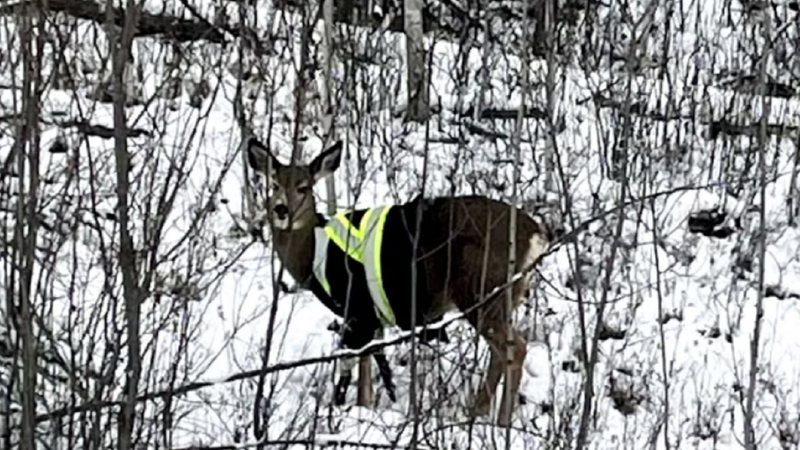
[309, 200, 436, 350]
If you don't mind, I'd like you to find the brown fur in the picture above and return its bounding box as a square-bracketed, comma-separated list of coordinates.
[413, 196, 546, 425]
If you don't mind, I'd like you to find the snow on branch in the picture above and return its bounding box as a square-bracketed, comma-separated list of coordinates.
[171, 434, 433, 450]
[0, 0, 227, 43]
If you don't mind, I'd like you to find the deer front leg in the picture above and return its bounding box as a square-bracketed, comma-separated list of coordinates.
[329, 320, 354, 405]
[332, 318, 382, 406]
[336, 353, 395, 405]
[372, 352, 397, 402]
[334, 356, 357, 405]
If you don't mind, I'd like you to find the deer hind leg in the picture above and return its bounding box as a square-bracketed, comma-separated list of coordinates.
[497, 332, 526, 427]
[454, 241, 533, 425]
[495, 276, 534, 425]
[462, 280, 530, 426]
[469, 328, 504, 418]
[467, 320, 527, 426]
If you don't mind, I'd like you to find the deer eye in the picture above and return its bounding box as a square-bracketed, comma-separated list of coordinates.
[297, 185, 311, 195]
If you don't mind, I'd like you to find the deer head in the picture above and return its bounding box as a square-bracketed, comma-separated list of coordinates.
[245, 137, 343, 230]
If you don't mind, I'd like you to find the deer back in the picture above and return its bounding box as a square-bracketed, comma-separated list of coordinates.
[336, 195, 552, 332]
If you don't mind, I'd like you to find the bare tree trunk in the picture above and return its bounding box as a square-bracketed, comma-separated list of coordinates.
[407, 141, 431, 448]
[404, 0, 430, 123]
[290, 3, 316, 163]
[789, 137, 799, 225]
[109, 1, 143, 449]
[652, 5, 677, 448]
[0, 379, 8, 448]
[15, 1, 43, 446]
[234, 0, 256, 231]
[542, 0, 556, 192]
[502, 0, 531, 441]
[743, 15, 772, 450]
[356, 359, 373, 406]
[321, 0, 335, 140]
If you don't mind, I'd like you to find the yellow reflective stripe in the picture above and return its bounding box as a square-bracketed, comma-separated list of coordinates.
[322, 206, 397, 327]
[324, 224, 356, 261]
[325, 211, 368, 262]
[321, 278, 331, 295]
[313, 228, 332, 295]
[359, 208, 375, 240]
[336, 212, 365, 241]
[370, 206, 395, 325]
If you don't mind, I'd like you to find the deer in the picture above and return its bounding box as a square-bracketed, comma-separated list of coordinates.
[244, 136, 558, 426]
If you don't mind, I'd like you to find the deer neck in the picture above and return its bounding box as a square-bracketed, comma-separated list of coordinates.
[271, 216, 323, 286]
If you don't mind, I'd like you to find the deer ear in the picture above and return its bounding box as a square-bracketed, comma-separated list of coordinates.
[310, 140, 343, 182]
[245, 137, 281, 176]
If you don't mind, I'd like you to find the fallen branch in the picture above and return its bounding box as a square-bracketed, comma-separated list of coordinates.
[57, 120, 150, 139]
[0, 0, 226, 43]
[764, 285, 800, 301]
[707, 119, 798, 140]
[461, 105, 547, 120]
[171, 435, 433, 450]
[274, 0, 440, 35]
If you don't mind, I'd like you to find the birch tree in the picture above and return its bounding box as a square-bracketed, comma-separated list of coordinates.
[404, 0, 430, 123]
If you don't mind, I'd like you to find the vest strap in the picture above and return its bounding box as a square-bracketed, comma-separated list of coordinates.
[313, 227, 332, 296]
[362, 206, 395, 326]
[316, 207, 397, 327]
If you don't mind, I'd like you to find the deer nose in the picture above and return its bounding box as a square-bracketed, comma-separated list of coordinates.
[273, 204, 289, 219]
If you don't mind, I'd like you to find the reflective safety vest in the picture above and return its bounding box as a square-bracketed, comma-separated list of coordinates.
[312, 206, 397, 327]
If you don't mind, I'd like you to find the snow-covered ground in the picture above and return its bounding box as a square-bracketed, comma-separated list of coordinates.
[1, 0, 799, 448]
